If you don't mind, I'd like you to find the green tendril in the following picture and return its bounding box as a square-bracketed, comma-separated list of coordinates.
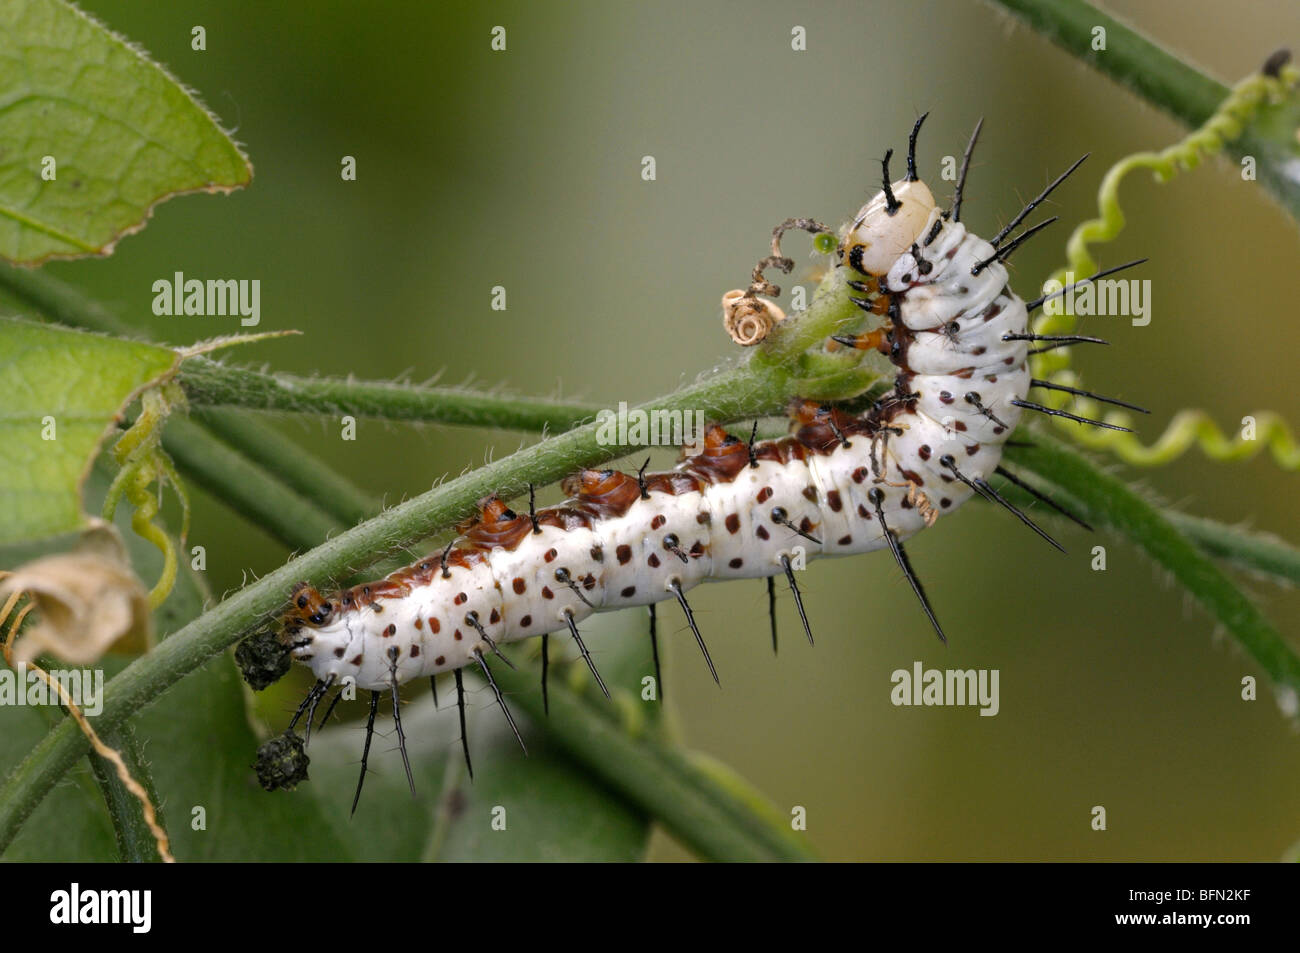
[102, 382, 191, 610]
[1034, 61, 1300, 469]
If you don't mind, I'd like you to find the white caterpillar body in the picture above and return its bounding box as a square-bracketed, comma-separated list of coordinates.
[284, 187, 1034, 693]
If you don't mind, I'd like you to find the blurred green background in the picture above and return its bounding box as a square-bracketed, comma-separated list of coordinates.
[13, 0, 1299, 860]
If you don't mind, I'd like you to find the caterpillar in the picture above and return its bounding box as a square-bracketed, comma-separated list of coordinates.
[248, 116, 1147, 807]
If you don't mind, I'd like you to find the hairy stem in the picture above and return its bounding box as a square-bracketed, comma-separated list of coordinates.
[86, 725, 166, 863]
[187, 409, 375, 528]
[1004, 435, 1300, 700]
[989, 0, 1228, 126]
[163, 415, 345, 547]
[990, 474, 1300, 588]
[178, 358, 603, 432]
[0, 353, 863, 852]
[990, 0, 1300, 218]
[1165, 512, 1300, 586]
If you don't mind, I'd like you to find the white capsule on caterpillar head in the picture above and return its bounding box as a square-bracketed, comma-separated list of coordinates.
[843, 178, 936, 276]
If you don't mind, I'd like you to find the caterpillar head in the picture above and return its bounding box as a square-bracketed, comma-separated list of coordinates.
[843, 177, 935, 276]
[287, 581, 333, 627]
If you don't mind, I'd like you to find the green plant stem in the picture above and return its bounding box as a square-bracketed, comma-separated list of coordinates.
[85, 725, 165, 863]
[1004, 435, 1300, 697]
[0, 263, 361, 542]
[989, 474, 1300, 588]
[989, 0, 1300, 218]
[1164, 512, 1300, 586]
[163, 415, 345, 546]
[189, 409, 375, 527]
[178, 358, 603, 431]
[0, 263, 137, 336]
[486, 659, 814, 862]
[990, 0, 1229, 126]
[0, 357, 849, 853]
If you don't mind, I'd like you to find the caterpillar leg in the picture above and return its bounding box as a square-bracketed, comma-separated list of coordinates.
[315, 683, 345, 731]
[830, 327, 889, 354]
[289, 676, 332, 744]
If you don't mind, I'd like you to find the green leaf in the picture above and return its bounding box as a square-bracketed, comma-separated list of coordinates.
[0, 0, 251, 264]
[132, 656, 354, 862]
[0, 474, 351, 862]
[0, 318, 176, 543]
[0, 701, 116, 860]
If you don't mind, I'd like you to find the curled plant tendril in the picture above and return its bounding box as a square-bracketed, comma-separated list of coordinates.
[101, 331, 299, 610]
[1034, 55, 1300, 469]
[103, 381, 190, 611]
[721, 289, 787, 346]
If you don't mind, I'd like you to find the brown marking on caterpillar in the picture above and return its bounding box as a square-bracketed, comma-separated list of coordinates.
[461, 494, 534, 551]
[565, 469, 641, 519]
[683, 425, 749, 483]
